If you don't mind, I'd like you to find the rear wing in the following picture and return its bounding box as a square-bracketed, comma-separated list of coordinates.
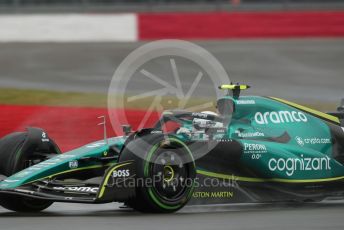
[338, 99, 344, 113]
[328, 98, 344, 126]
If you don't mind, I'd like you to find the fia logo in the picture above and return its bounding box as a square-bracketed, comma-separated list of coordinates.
[69, 160, 78, 169]
[295, 136, 304, 147]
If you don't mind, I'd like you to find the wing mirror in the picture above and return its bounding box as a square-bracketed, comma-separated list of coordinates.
[122, 125, 132, 136]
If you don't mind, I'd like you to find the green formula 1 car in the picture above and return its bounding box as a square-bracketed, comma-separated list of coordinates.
[1, 84, 344, 213]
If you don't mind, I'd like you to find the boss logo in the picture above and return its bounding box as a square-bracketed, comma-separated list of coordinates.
[112, 169, 130, 178]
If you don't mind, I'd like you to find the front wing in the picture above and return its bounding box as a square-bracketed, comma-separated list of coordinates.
[0, 161, 136, 204]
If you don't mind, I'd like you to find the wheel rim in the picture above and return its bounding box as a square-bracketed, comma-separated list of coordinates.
[150, 150, 189, 201]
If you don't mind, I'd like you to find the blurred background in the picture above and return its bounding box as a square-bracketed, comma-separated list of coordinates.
[0, 0, 343, 151]
[1, 0, 344, 12]
[0, 1, 344, 227]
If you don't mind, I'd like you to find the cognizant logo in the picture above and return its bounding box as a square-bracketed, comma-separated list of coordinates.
[255, 111, 308, 125]
[268, 155, 331, 176]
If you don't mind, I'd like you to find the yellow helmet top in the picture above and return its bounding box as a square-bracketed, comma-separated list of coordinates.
[218, 84, 250, 90]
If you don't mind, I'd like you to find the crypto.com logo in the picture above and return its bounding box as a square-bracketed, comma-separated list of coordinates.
[108, 40, 231, 162]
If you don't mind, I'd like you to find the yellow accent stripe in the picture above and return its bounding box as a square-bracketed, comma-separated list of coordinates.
[220, 85, 249, 90]
[197, 170, 344, 183]
[97, 162, 132, 199]
[270, 97, 340, 124]
[25, 164, 112, 185]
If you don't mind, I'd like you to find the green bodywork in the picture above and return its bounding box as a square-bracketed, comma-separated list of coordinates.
[1, 95, 344, 191]
[0, 137, 126, 189]
[220, 96, 344, 182]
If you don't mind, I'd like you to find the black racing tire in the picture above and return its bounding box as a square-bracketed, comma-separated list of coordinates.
[0, 128, 60, 212]
[0, 195, 53, 213]
[0, 132, 27, 176]
[120, 134, 196, 213]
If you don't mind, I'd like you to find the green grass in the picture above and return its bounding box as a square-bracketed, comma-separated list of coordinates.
[0, 88, 107, 107]
[0, 88, 215, 110]
[0, 88, 337, 112]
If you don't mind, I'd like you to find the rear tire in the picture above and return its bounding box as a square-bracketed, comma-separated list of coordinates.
[0, 128, 60, 212]
[120, 135, 196, 213]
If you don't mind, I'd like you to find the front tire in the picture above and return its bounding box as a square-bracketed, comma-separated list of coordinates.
[120, 135, 196, 213]
[0, 128, 60, 212]
[0, 195, 53, 212]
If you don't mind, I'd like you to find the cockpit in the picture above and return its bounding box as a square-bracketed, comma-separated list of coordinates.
[147, 84, 250, 141]
[152, 97, 234, 141]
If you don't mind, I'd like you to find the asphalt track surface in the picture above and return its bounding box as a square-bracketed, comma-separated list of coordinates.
[1, 39, 344, 229]
[0, 201, 344, 230]
[0, 39, 344, 103]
